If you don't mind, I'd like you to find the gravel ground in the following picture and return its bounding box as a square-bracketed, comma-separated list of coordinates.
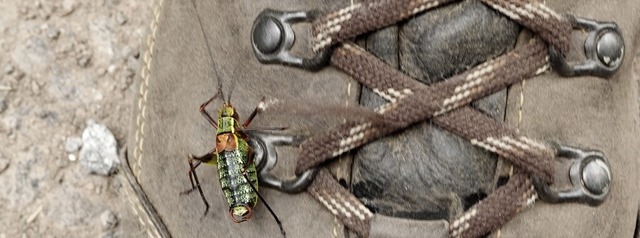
[0, 0, 151, 237]
[0, 1, 638, 238]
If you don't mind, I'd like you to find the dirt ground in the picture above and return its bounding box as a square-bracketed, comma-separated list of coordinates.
[0, 0, 151, 237]
[0, 1, 638, 238]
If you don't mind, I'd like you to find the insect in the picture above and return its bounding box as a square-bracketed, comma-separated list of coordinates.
[181, 0, 286, 237]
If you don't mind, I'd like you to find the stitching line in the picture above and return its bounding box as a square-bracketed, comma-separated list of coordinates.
[514, 79, 526, 178]
[123, 175, 162, 238]
[135, 0, 164, 176]
[131, 0, 164, 236]
[496, 77, 527, 238]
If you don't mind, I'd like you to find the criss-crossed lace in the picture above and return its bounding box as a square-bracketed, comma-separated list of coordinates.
[297, 0, 575, 237]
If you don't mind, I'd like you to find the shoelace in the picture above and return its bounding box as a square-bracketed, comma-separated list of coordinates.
[297, 0, 574, 237]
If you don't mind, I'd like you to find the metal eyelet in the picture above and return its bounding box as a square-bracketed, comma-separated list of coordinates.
[251, 9, 332, 71]
[247, 130, 317, 193]
[533, 144, 611, 206]
[549, 15, 625, 78]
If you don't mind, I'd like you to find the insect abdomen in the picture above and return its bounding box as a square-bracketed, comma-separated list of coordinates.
[217, 139, 258, 210]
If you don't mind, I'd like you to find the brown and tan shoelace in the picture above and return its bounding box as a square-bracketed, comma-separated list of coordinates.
[295, 0, 575, 237]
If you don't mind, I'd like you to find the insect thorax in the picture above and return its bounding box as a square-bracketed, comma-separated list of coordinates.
[217, 116, 238, 134]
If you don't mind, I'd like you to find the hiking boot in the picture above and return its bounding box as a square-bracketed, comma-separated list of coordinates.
[120, 0, 640, 237]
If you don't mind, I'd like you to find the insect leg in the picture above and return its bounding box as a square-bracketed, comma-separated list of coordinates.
[199, 92, 221, 129]
[242, 174, 286, 237]
[190, 159, 209, 217]
[191, 150, 217, 164]
[189, 0, 225, 130]
[181, 151, 216, 217]
[185, 160, 202, 191]
[181, 150, 217, 194]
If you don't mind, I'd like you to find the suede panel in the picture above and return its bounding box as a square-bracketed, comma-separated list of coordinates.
[123, 0, 640, 237]
[126, 0, 358, 237]
[496, 1, 640, 237]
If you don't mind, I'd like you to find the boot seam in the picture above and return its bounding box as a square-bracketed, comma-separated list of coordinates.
[134, 0, 164, 177]
[129, 0, 165, 236]
[494, 78, 526, 238]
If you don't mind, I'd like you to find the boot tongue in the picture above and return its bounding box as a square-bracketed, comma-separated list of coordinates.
[351, 0, 519, 220]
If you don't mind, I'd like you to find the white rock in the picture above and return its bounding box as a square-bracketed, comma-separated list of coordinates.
[79, 120, 119, 175]
[99, 210, 118, 230]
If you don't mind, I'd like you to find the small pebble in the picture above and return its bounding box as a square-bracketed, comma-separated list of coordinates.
[2, 116, 20, 131]
[98, 68, 107, 76]
[115, 12, 127, 25]
[101, 231, 115, 238]
[129, 48, 140, 59]
[26, 206, 43, 224]
[4, 65, 14, 75]
[126, 57, 140, 74]
[60, 0, 77, 16]
[79, 120, 119, 175]
[107, 65, 117, 74]
[0, 97, 7, 113]
[77, 55, 91, 68]
[13, 70, 25, 80]
[121, 46, 133, 58]
[38, 9, 51, 21]
[0, 157, 10, 174]
[22, 7, 37, 20]
[31, 81, 41, 95]
[117, 76, 132, 91]
[99, 210, 118, 230]
[36, 1, 53, 20]
[124, 68, 135, 79]
[59, 42, 74, 55]
[47, 27, 60, 40]
[68, 154, 76, 162]
[64, 136, 83, 153]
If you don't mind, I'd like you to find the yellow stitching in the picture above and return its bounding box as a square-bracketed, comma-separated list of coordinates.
[332, 216, 340, 238]
[496, 78, 526, 238]
[131, 0, 164, 237]
[123, 175, 159, 238]
[135, 0, 164, 176]
[512, 79, 525, 177]
[517, 80, 525, 133]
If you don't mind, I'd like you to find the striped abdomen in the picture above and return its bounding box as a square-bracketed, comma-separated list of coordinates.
[217, 136, 258, 220]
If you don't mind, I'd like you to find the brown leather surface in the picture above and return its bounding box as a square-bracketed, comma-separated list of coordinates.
[125, 0, 358, 237]
[495, 1, 640, 237]
[123, 0, 640, 237]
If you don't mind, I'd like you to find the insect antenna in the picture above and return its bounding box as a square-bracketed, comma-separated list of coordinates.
[243, 174, 286, 238]
[186, 0, 224, 216]
[226, 79, 237, 104]
[219, 86, 225, 106]
[189, 0, 224, 101]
